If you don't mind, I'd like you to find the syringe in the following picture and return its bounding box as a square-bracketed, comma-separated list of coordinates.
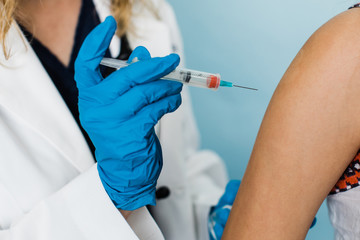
[100, 58, 258, 91]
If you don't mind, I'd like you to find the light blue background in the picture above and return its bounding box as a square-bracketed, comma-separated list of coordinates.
[167, 0, 358, 239]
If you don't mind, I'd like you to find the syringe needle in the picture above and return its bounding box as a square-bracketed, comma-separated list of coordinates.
[220, 80, 258, 91]
[233, 84, 258, 91]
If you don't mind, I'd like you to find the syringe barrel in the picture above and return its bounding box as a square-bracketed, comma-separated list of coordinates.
[163, 68, 221, 90]
[100, 58, 221, 90]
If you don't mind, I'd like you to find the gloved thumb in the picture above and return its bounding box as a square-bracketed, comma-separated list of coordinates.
[75, 16, 117, 89]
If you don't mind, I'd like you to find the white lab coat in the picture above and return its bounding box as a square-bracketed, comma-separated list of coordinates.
[0, 0, 228, 239]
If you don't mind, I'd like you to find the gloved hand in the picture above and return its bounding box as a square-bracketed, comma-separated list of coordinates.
[208, 180, 317, 240]
[74, 16, 182, 211]
[208, 180, 240, 240]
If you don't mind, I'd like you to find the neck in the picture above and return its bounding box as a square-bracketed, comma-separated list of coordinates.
[17, 0, 80, 27]
[16, 0, 83, 67]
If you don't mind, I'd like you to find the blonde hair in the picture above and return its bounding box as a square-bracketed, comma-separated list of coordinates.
[0, 0, 133, 59]
[0, 0, 16, 59]
[110, 0, 132, 37]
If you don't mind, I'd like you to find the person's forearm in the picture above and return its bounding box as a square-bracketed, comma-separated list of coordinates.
[119, 209, 132, 219]
[223, 10, 360, 240]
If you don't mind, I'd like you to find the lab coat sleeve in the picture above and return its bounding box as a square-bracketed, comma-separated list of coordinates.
[0, 165, 161, 240]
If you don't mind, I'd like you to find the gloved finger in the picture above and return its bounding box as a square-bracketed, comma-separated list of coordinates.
[82, 80, 182, 121]
[212, 223, 224, 240]
[95, 53, 180, 99]
[133, 93, 182, 133]
[127, 46, 152, 63]
[120, 80, 182, 117]
[217, 180, 241, 207]
[226, 180, 241, 192]
[212, 208, 231, 228]
[75, 16, 117, 89]
[144, 93, 182, 123]
[97, 132, 161, 186]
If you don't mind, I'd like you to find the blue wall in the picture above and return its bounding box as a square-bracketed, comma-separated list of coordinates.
[167, 0, 359, 239]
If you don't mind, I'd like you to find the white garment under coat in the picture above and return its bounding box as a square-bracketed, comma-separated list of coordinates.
[0, 0, 228, 239]
[327, 187, 360, 239]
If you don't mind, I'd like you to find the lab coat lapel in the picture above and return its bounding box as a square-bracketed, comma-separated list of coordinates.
[0, 24, 94, 172]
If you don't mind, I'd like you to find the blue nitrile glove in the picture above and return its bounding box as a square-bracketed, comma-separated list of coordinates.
[74, 16, 182, 211]
[209, 180, 241, 240]
[208, 180, 317, 240]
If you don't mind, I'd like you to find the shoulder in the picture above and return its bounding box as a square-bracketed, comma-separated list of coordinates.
[282, 9, 360, 87]
[299, 9, 360, 66]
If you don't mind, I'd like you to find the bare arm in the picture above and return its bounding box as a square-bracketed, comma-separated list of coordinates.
[223, 9, 360, 240]
[119, 210, 132, 219]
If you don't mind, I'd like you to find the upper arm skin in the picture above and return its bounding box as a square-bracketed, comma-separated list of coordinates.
[223, 9, 360, 240]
